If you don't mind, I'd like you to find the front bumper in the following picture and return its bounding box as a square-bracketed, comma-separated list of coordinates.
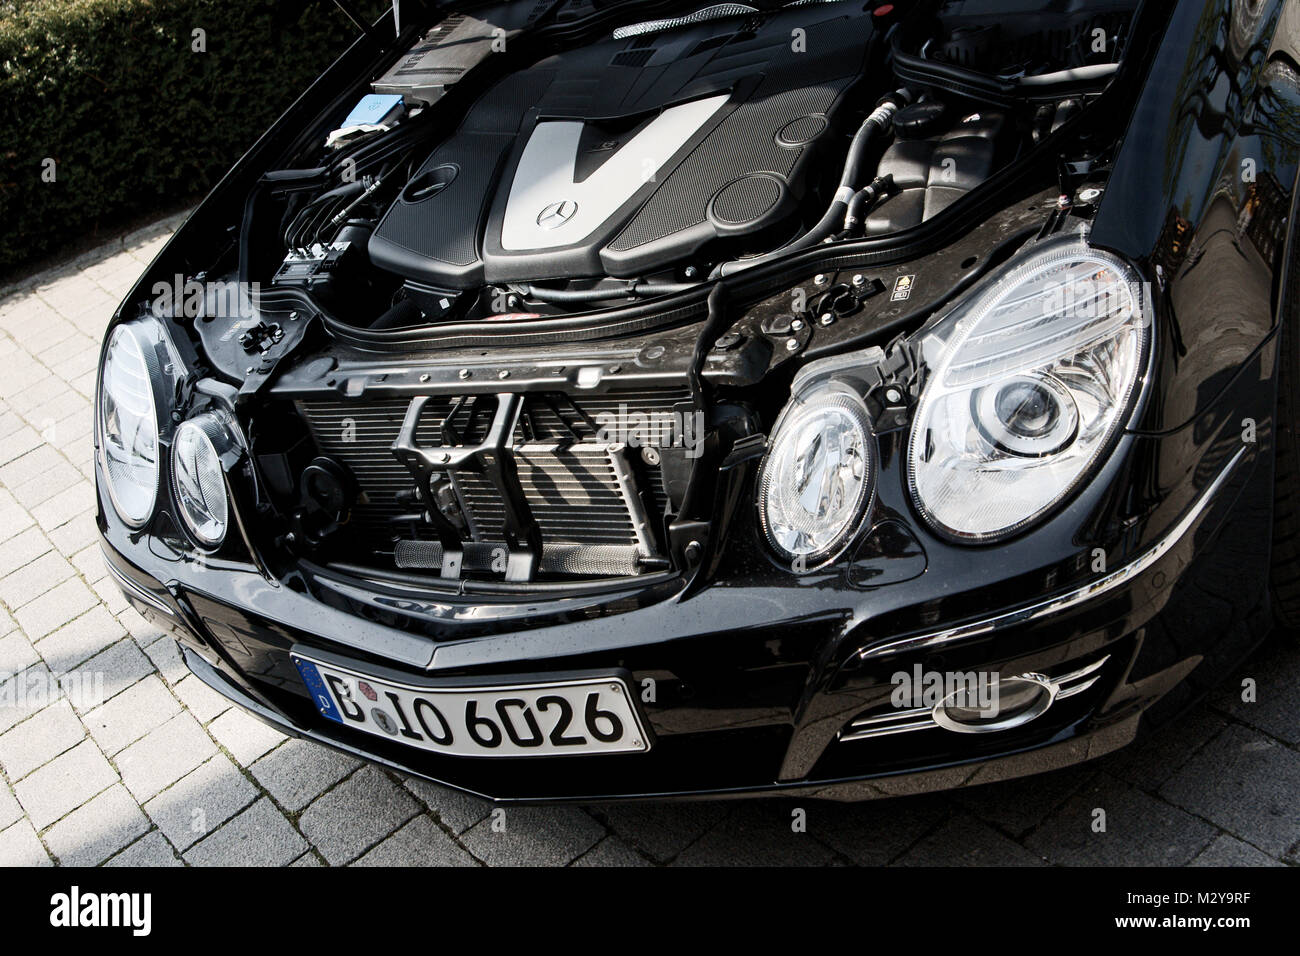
[97, 417, 1273, 802]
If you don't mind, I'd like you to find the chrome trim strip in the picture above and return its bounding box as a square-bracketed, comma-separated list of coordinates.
[100, 549, 175, 617]
[839, 707, 934, 742]
[1055, 674, 1102, 700]
[858, 446, 1248, 662]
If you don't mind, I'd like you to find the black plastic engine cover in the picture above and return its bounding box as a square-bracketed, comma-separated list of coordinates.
[368, 2, 875, 288]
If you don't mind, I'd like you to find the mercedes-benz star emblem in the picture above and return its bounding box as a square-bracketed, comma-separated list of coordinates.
[536, 199, 578, 230]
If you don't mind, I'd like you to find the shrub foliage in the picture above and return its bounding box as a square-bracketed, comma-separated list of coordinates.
[0, 0, 374, 274]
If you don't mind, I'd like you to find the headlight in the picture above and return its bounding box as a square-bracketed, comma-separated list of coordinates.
[758, 384, 874, 565]
[172, 415, 234, 548]
[98, 323, 162, 527]
[907, 235, 1151, 541]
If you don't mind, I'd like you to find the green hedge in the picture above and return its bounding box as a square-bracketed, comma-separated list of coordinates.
[0, 0, 381, 276]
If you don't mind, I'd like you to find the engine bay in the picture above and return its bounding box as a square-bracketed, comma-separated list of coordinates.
[237, 0, 1136, 333]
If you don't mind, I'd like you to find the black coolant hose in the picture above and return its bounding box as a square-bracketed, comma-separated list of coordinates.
[713, 89, 912, 277]
[841, 174, 894, 236]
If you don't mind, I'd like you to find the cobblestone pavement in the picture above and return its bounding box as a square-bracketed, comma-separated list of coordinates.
[0, 217, 1296, 867]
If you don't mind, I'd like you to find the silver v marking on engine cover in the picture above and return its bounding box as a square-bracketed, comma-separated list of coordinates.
[501, 93, 730, 251]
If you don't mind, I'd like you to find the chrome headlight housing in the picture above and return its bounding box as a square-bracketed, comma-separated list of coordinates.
[758, 383, 875, 566]
[97, 322, 169, 528]
[171, 414, 237, 549]
[907, 234, 1151, 542]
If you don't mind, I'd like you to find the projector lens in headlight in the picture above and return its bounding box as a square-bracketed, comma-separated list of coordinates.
[98, 324, 160, 527]
[758, 386, 873, 564]
[907, 235, 1151, 541]
[172, 416, 231, 548]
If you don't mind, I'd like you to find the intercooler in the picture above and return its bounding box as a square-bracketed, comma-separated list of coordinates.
[294, 389, 690, 578]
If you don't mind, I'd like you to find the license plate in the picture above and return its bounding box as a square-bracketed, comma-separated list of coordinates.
[291, 653, 651, 758]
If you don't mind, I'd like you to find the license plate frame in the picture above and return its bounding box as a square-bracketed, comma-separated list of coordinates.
[291, 650, 652, 759]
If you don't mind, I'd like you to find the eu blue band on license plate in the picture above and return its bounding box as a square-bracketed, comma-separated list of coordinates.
[293, 656, 343, 723]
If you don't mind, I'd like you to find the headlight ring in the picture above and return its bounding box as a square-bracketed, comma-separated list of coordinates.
[97, 322, 168, 528]
[757, 384, 876, 568]
[906, 234, 1152, 543]
[171, 413, 239, 550]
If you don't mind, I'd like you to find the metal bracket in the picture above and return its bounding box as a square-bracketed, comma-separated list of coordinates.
[390, 393, 542, 581]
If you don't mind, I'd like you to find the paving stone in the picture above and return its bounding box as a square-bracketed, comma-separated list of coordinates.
[1159, 724, 1300, 857]
[0, 779, 22, 829]
[1104, 704, 1229, 790]
[143, 753, 257, 851]
[0, 526, 52, 579]
[0, 662, 62, 734]
[353, 814, 477, 867]
[13, 739, 117, 829]
[142, 634, 187, 681]
[291, 852, 324, 866]
[173, 673, 232, 723]
[62, 637, 152, 712]
[208, 708, 285, 765]
[594, 800, 730, 863]
[897, 813, 1048, 866]
[69, 543, 104, 580]
[116, 711, 217, 801]
[0, 363, 50, 404]
[0, 427, 43, 470]
[10, 371, 72, 417]
[0, 550, 73, 609]
[48, 510, 96, 558]
[670, 802, 840, 867]
[462, 805, 606, 867]
[105, 831, 183, 867]
[250, 739, 360, 812]
[298, 767, 420, 865]
[43, 783, 150, 866]
[0, 819, 51, 866]
[952, 767, 1097, 837]
[92, 576, 129, 616]
[185, 797, 307, 867]
[19, 580, 100, 643]
[1190, 833, 1284, 867]
[1213, 635, 1300, 746]
[573, 835, 651, 867]
[0, 698, 84, 780]
[32, 481, 92, 532]
[0, 445, 65, 490]
[84, 675, 181, 755]
[401, 775, 492, 834]
[0, 488, 36, 539]
[35, 333, 95, 371]
[9, 462, 82, 511]
[808, 794, 952, 865]
[35, 604, 127, 674]
[1027, 775, 1215, 866]
[0, 631, 38, 675]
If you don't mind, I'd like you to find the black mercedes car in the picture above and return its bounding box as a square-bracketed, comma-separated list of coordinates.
[95, 0, 1300, 801]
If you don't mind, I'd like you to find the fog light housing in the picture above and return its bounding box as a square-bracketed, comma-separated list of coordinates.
[932, 673, 1056, 734]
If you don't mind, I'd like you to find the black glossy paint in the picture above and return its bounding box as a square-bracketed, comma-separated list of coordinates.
[94, 1, 1300, 801]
